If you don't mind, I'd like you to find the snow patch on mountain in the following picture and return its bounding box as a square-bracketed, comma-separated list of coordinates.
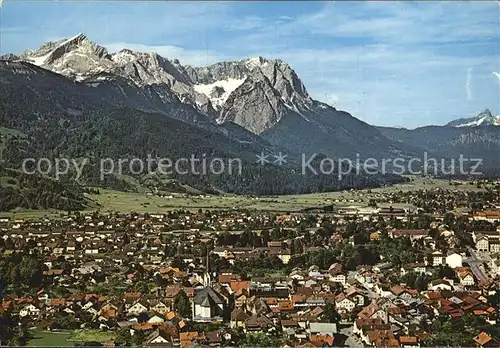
[455, 116, 489, 127]
[110, 49, 139, 65]
[28, 52, 52, 66]
[193, 77, 246, 109]
[246, 56, 268, 70]
[447, 109, 500, 127]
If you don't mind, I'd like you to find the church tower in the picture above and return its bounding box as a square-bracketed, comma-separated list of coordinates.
[203, 251, 212, 287]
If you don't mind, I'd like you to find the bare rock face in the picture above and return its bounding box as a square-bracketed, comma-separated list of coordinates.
[210, 86, 226, 99]
[0, 53, 19, 61]
[219, 69, 289, 134]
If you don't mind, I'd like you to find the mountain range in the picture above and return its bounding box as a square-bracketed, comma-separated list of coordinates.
[0, 33, 499, 205]
[3, 33, 414, 160]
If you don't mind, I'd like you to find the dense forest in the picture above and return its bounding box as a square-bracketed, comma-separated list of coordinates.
[0, 167, 91, 211]
[1, 104, 405, 198]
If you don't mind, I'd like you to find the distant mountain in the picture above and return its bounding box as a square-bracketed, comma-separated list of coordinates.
[10, 33, 411, 160]
[446, 109, 500, 127]
[378, 109, 500, 171]
[377, 124, 500, 170]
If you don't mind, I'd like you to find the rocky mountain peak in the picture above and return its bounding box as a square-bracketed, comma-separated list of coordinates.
[20, 33, 111, 80]
[11, 34, 316, 133]
[0, 53, 20, 61]
[261, 59, 311, 107]
[478, 109, 493, 118]
[245, 56, 267, 70]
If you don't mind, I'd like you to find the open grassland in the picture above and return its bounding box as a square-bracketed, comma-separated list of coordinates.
[1, 176, 487, 218]
[0, 209, 65, 220]
[88, 176, 483, 213]
[69, 329, 116, 343]
[27, 330, 72, 347]
[27, 329, 116, 347]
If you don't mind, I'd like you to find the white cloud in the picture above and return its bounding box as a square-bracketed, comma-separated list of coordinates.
[224, 16, 264, 31]
[103, 43, 224, 67]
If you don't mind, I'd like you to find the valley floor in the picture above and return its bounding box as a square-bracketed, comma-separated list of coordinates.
[0, 176, 485, 218]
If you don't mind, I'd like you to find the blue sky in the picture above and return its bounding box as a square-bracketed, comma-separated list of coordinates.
[1, 0, 499, 128]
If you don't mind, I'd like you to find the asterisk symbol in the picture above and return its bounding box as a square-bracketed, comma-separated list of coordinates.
[256, 152, 270, 165]
[273, 152, 287, 165]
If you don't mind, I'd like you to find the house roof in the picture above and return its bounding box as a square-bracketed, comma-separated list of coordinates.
[310, 334, 335, 347]
[144, 329, 170, 344]
[281, 319, 298, 327]
[390, 285, 405, 296]
[231, 308, 250, 321]
[165, 286, 194, 298]
[474, 332, 493, 346]
[245, 315, 273, 328]
[218, 273, 241, 283]
[230, 281, 250, 293]
[193, 287, 223, 306]
[205, 330, 222, 344]
[358, 302, 380, 319]
[399, 336, 418, 344]
[392, 229, 427, 236]
[356, 318, 383, 328]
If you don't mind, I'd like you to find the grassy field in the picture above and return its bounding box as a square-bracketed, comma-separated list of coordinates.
[0, 209, 66, 220]
[90, 189, 337, 212]
[27, 329, 116, 346]
[0, 176, 486, 218]
[85, 176, 483, 213]
[70, 329, 116, 343]
[28, 330, 73, 347]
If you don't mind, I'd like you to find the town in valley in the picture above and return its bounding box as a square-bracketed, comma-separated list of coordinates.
[0, 178, 499, 347]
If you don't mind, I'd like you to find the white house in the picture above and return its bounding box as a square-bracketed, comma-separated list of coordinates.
[431, 251, 445, 266]
[428, 279, 453, 291]
[491, 258, 500, 276]
[476, 236, 489, 252]
[309, 322, 337, 337]
[19, 304, 40, 318]
[335, 294, 356, 313]
[329, 274, 346, 286]
[148, 315, 165, 324]
[400, 263, 427, 276]
[128, 301, 148, 316]
[144, 330, 170, 344]
[445, 252, 462, 268]
[490, 240, 500, 253]
[150, 301, 170, 315]
[458, 273, 475, 286]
